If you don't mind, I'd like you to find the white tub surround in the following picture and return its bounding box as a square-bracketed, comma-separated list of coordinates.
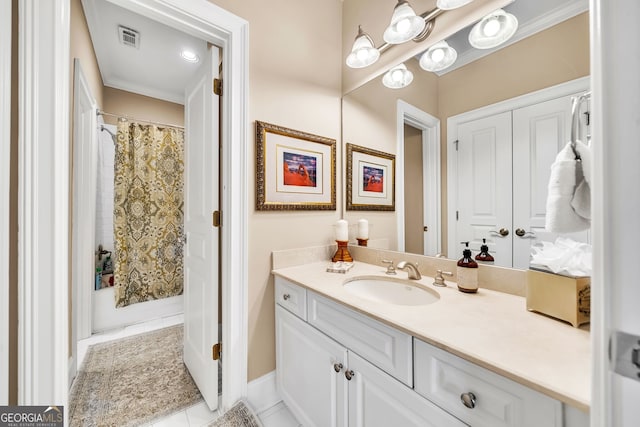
[272, 260, 590, 412]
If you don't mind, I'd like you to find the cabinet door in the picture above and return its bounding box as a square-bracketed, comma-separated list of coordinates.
[347, 351, 467, 427]
[276, 305, 348, 427]
[456, 111, 513, 267]
[512, 95, 590, 270]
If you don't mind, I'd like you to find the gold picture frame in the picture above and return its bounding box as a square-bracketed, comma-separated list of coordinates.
[346, 143, 395, 211]
[256, 121, 336, 211]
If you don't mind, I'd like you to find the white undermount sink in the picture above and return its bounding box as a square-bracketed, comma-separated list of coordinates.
[343, 276, 440, 306]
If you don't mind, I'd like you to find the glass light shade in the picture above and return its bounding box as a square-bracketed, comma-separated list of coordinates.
[382, 63, 413, 89]
[468, 9, 518, 49]
[436, 0, 474, 10]
[419, 40, 457, 72]
[346, 26, 380, 68]
[383, 0, 426, 44]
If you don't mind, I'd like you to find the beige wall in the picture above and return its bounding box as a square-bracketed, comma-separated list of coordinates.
[102, 87, 184, 126]
[404, 124, 424, 254]
[70, 0, 103, 108]
[208, 0, 343, 381]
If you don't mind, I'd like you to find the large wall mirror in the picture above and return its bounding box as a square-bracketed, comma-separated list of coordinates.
[342, 0, 590, 269]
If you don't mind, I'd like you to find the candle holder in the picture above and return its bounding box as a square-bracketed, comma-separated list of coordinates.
[356, 238, 368, 247]
[332, 240, 353, 263]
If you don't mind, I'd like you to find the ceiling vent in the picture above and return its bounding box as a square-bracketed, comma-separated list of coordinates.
[118, 25, 140, 49]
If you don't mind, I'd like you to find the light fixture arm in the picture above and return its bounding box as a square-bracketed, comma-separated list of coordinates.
[377, 7, 444, 55]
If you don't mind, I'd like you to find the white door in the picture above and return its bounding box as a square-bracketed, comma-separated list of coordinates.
[455, 112, 513, 267]
[347, 351, 466, 427]
[183, 45, 220, 410]
[71, 59, 98, 377]
[276, 306, 348, 427]
[512, 95, 590, 270]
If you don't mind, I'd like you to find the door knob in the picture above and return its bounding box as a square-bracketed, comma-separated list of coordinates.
[515, 228, 536, 238]
[460, 392, 477, 409]
[345, 370, 355, 381]
[333, 362, 343, 373]
[490, 228, 509, 237]
[282, 294, 290, 301]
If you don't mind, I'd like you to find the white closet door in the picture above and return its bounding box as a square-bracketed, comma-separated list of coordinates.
[512, 95, 590, 270]
[456, 112, 513, 267]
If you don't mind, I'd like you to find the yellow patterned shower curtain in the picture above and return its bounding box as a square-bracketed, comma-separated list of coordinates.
[113, 119, 185, 308]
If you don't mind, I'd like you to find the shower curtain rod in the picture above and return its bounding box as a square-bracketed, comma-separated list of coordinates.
[96, 109, 185, 129]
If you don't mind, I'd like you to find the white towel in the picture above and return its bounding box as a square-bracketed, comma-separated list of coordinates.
[571, 140, 591, 220]
[545, 141, 591, 233]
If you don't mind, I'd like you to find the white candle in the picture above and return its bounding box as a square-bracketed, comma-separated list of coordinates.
[335, 219, 349, 241]
[357, 219, 369, 239]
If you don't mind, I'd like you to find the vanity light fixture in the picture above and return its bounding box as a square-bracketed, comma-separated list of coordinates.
[382, 63, 413, 89]
[436, 0, 474, 10]
[468, 8, 518, 50]
[180, 49, 200, 63]
[419, 40, 457, 72]
[346, 26, 380, 68]
[383, 0, 426, 44]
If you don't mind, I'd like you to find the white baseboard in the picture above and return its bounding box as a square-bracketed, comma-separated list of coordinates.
[247, 370, 281, 414]
[68, 356, 77, 389]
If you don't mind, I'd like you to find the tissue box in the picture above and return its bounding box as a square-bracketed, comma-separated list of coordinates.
[526, 269, 590, 327]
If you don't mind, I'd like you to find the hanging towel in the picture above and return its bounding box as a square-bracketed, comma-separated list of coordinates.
[545, 141, 591, 233]
[571, 140, 591, 220]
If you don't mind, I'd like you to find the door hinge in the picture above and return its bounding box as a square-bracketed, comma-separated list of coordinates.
[454, 140, 459, 151]
[456, 211, 459, 221]
[213, 210, 221, 227]
[212, 343, 221, 361]
[213, 78, 222, 96]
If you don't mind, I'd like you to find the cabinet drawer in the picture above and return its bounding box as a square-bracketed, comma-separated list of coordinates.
[414, 339, 562, 427]
[275, 277, 307, 320]
[307, 291, 413, 387]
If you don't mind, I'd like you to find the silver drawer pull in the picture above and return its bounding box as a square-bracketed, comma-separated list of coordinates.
[333, 362, 343, 373]
[460, 392, 476, 409]
[283, 294, 291, 301]
[345, 370, 355, 381]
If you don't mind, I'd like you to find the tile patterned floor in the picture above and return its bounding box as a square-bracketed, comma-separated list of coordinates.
[76, 315, 301, 427]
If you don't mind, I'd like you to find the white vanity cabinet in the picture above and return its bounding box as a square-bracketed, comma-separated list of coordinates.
[275, 277, 588, 427]
[275, 277, 466, 427]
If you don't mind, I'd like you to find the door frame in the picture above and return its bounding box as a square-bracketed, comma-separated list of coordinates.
[0, 0, 11, 405]
[446, 76, 590, 258]
[18, 0, 249, 411]
[396, 100, 441, 255]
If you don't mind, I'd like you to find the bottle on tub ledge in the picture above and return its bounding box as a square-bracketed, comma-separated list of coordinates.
[475, 238, 494, 264]
[457, 241, 478, 293]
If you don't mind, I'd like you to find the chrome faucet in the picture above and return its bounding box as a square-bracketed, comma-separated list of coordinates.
[396, 261, 421, 280]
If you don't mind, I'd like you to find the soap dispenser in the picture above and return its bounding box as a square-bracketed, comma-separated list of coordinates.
[475, 238, 494, 264]
[457, 242, 478, 293]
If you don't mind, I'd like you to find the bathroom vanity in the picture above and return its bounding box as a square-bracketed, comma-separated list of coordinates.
[273, 260, 590, 427]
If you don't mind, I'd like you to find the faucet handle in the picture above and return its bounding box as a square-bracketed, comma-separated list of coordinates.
[433, 269, 453, 287]
[381, 259, 397, 275]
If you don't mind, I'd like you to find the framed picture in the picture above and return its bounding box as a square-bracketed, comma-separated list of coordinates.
[346, 143, 395, 211]
[256, 121, 336, 210]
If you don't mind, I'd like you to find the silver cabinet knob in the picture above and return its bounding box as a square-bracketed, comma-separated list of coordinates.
[282, 294, 290, 301]
[345, 370, 355, 381]
[460, 392, 476, 409]
[333, 362, 343, 373]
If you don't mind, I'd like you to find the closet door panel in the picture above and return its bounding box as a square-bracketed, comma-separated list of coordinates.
[456, 111, 512, 267]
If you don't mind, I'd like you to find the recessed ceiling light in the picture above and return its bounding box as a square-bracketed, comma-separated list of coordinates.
[180, 49, 199, 63]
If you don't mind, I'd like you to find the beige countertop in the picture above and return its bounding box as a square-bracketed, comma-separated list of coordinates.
[272, 260, 591, 412]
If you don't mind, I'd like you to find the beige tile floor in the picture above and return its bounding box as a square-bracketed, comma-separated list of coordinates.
[76, 314, 300, 427]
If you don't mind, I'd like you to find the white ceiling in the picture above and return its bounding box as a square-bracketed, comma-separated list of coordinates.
[82, 0, 207, 105]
